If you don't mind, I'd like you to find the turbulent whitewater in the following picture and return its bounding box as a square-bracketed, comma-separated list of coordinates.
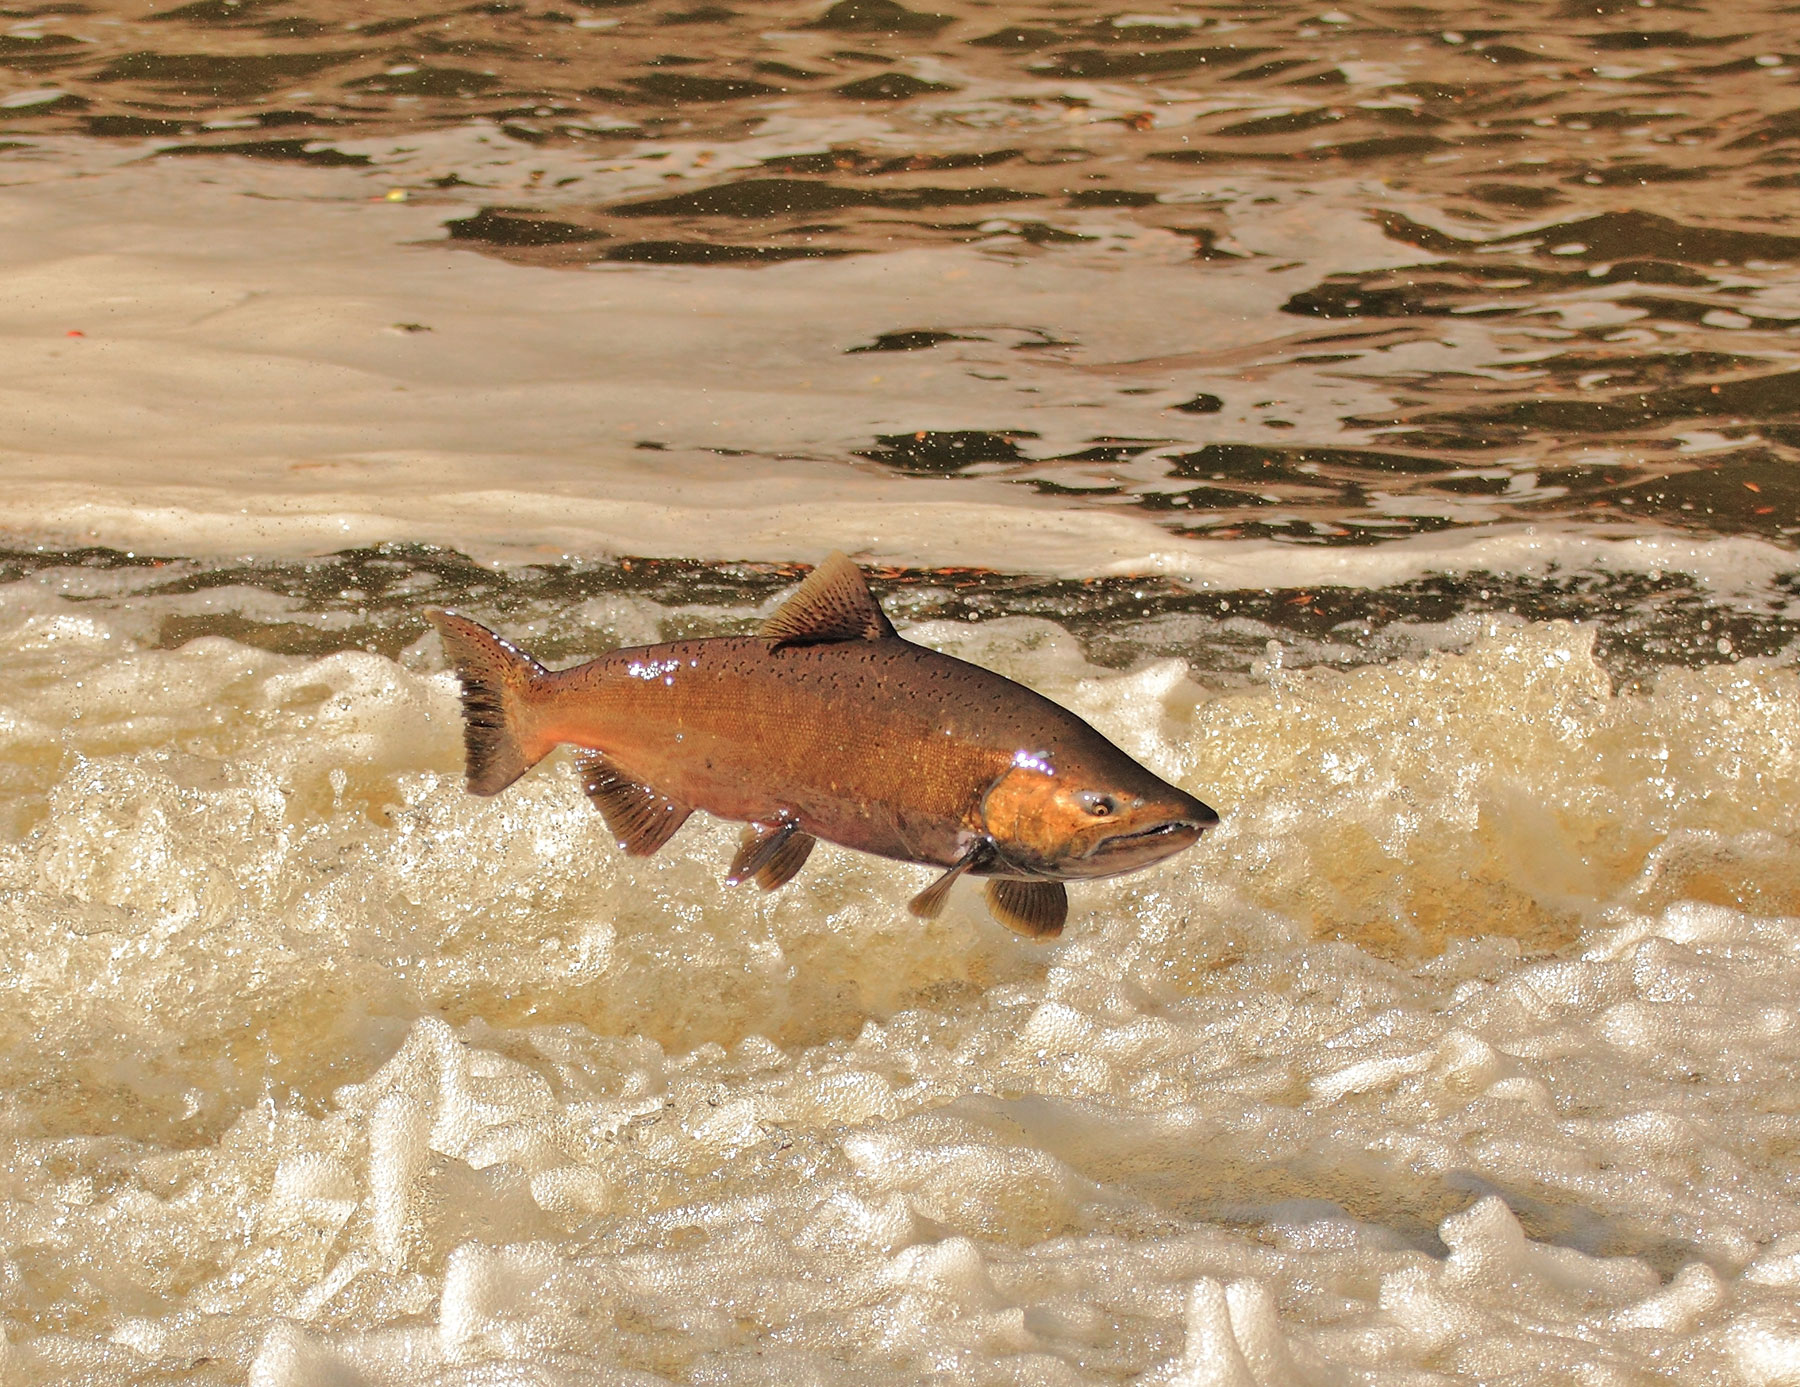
[2, 566, 1798, 1383]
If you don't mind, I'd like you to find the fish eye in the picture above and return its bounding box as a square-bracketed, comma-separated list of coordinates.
[1078, 791, 1117, 818]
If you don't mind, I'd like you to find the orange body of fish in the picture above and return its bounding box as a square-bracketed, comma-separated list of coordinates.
[426, 553, 1218, 936]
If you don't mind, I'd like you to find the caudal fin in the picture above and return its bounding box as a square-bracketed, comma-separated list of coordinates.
[424, 608, 551, 795]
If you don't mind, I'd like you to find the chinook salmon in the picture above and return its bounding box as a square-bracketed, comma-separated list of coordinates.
[425, 553, 1217, 937]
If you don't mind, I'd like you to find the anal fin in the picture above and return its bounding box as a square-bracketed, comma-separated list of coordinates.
[728, 821, 816, 892]
[572, 750, 690, 857]
[985, 880, 1067, 938]
[907, 841, 991, 920]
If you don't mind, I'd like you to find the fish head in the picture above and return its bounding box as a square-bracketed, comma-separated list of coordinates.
[980, 750, 1219, 881]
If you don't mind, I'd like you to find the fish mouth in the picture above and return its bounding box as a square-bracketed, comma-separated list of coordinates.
[1108, 821, 1196, 846]
[1093, 806, 1219, 857]
[1004, 807, 1216, 883]
[1108, 801, 1220, 843]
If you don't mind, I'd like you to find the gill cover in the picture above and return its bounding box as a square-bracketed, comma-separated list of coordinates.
[979, 762, 1071, 873]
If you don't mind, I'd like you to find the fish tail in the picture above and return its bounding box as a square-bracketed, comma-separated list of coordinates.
[424, 608, 553, 795]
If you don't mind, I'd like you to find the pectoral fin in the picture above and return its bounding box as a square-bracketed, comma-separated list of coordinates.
[907, 841, 991, 920]
[572, 750, 690, 857]
[985, 880, 1067, 938]
[728, 821, 817, 892]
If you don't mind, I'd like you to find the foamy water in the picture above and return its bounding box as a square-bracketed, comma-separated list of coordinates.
[3, 569, 1799, 1383]
[4, 0, 1800, 1379]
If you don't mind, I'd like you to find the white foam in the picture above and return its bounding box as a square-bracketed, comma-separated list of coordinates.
[0, 581, 1798, 1380]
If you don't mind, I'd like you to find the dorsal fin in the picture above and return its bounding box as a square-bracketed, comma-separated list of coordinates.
[761, 552, 898, 649]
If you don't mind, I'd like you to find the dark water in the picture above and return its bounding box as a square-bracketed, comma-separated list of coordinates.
[5, 0, 1800, 539]
[6, 540, 1794, 687]
[2, 0, 1797, 662]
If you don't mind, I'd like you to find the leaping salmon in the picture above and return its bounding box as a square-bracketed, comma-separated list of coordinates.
[425, 553, 1218, 937]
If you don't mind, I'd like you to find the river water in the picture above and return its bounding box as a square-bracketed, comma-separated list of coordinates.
[1, 0, 1799, 1382]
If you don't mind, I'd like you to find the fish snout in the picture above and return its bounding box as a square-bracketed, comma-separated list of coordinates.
[1187, 796, 1221, 831]
[1134, 790, 1218, 838]
[1072, 792, 1218, 877]
[1121, 789, 1220, 833]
